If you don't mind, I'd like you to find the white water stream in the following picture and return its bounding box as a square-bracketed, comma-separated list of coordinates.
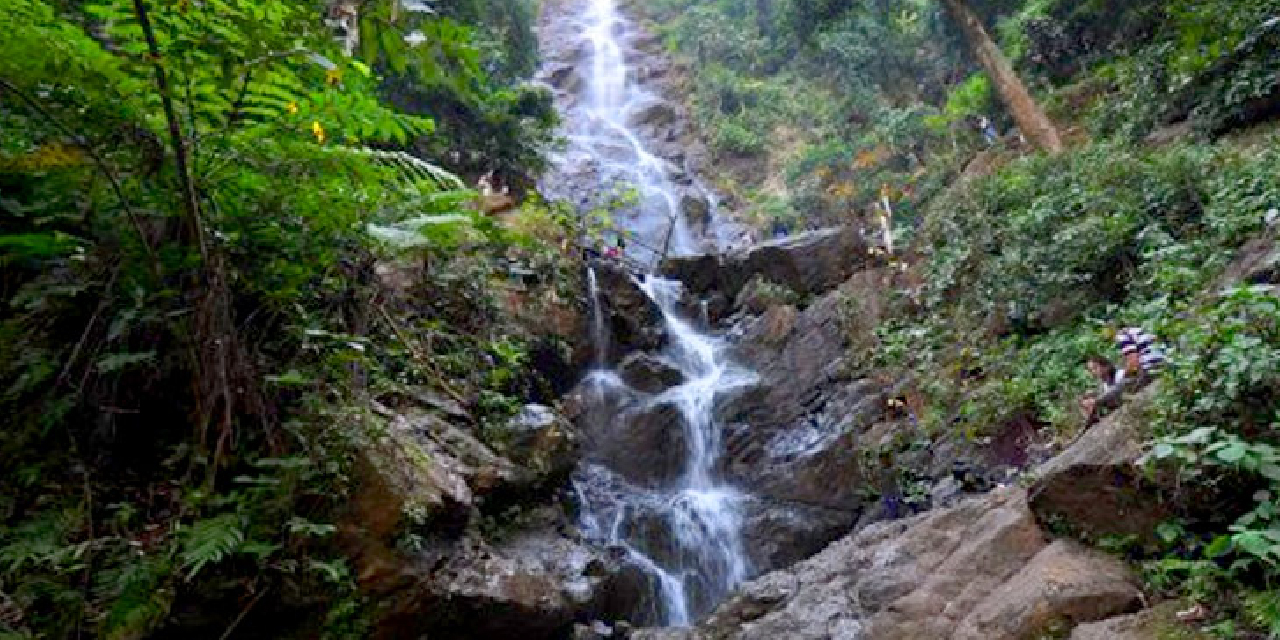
[542, 0, 762, 624]
[576, 275, 757, 625]
[543, 0, 705, 263]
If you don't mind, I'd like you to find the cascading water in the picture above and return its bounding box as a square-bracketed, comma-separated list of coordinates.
[541, 0, 702, 263]
[586, 267, 609, 364]
[575, 277, 757, 625]
[541, 0, 760, 625]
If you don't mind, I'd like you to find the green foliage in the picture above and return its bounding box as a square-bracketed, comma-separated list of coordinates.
[943, 74, 995, 123]
[0, 0, 556, 636]
[873, 137, 1278, 438]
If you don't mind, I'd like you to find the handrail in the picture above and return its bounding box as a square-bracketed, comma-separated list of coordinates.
[573, 215, 682, 274]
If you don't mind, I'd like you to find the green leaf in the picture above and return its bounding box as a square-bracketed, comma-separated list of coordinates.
[97, 351, 157, 374]
[1206, 535, 1234, 558]
[180, 515, 245, 580]
[359, 15, 380, 65]
[1218, 442, 1249, 464]
[1234, 530, 1274, 563]
[1157, 521, 1184, 544]
[265, 369, 315, 386]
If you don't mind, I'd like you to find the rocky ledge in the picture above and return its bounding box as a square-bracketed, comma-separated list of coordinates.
[633, 488, 1142, 640]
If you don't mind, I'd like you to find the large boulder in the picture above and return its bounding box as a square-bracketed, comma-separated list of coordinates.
[373, 531, 645, 640]
[737, 497, 857, 571]
[1028, 387, 1170, 540]
[617, 352, 685, 394]
[630, 100, 680, 131]
[641, 487, 1146, 640]
[659, 226, 871, 312]
[721, 378, 881, 511]
[719, 291, 851, 434]
[353, 405, 519, 531]
[500, 404, 580, 490]
[680, 193, 712, 226]
[679, 488, 1044, 640]
[952, 540, 1141, 639]
[584, 399, 688, 489]
[592, 261, 666, 364]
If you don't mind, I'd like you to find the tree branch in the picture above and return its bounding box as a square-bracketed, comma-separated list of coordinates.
[132, 0, 208, 258]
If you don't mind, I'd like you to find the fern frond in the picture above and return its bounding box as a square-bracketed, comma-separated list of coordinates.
[96, 556, 173, 640]
[340, 147, 464, 188]
[178, 515, 244, 581]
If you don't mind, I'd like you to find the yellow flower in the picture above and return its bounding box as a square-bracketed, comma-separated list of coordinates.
[311, 121, 326, 144]
[286, 101, 299, 115]
[325, 67, 342, 87]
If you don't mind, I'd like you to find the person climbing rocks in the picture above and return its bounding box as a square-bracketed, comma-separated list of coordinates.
[1116, 326, 1166, 379]
[604, 234, 624, 260]
[977, 115, 998, 146]
[1079, 356, 1124, 425]
[1079, 326, 1166, 425]
[876, 450, 904, 520]
[771, 218, 790, 240]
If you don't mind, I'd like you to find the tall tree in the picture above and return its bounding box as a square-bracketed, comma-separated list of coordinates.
[939, 0, 1064, 154]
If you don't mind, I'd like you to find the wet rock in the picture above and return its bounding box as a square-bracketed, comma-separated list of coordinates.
[546, 63, 584, 93]
[953, 540, 1141, 639]
[1070, 601, 1210, 640]
[680, 193, 711, 226]
[735, 227, 870, 299]
[502, 404, 580, 488]
[630, 100, 680, 130]
[738, 498, 857, 572]
[586, 400, 687, 489]
[669, 488, 1045, 640]
[720, 292, 847, 429]
[617, 352, 685, 394]
[631, 630, 699, 640]
[660, 226, 870, 308]
[374, 531, 644, 640]
[1029, 387, 1170, 540]
[592, 260, 666, 363]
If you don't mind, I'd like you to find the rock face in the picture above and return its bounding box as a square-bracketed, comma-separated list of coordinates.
[502, 404, 581, 490]
[737, 498, 858, 571]
[591, 400, 689, 488]
[718, 291, 879, 512]
[592, 260, 666, 363]
[617, 352, 685, 393]
[953, 541, 1141, 639]
[374, 531, 645, 640]
[660, 226, 871, 315]
[647, 488, 1141, 640]
[1028, 387, 1170, 540]
[342, 403, 632, 640]
[1070, 601, 1210, 640]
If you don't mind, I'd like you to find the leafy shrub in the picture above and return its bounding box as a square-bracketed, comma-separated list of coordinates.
[713, 117, 767, 156]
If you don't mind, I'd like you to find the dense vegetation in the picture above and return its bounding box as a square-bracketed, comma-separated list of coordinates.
[0, 0, 567, 637]
[4, 0, 1280, 636]
[636, 0, 1280, 635]
[636, 0, 1279, 229]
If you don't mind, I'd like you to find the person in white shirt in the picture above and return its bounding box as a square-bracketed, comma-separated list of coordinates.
[1079, 327, 1166, 425]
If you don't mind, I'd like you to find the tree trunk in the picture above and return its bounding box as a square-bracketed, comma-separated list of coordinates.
[940, 0, 1064, 154]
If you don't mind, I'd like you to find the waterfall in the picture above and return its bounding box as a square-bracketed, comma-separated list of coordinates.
[586, 267, 609, 363]
[542, 0, 760, 624]
[544, 0, 699, 264]
[574, 277, 757, 625]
